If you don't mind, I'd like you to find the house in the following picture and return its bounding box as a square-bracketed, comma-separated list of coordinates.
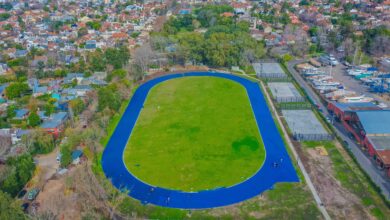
[33, 86, 49, 97]
[40, 112, 68, 137]
[71, 150, 83, 165]
[63, 85, 92, 97]
[0, 84, 8, 98]
[63, 73, 84, 84]
[14, 109, 30, 120]
[0, 63, 11, 75]
[14, 50, 28, 58]
[80, 77, 107, 86]
[13, 129, 30, 145]
[85, 40, 97, 50]
[93, 71, 107, 80]
[31, 56, 48, 67]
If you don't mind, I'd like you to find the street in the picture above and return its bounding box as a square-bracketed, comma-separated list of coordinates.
[287, 60, 390, 200]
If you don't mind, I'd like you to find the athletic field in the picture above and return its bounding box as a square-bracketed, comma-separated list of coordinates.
[102, 72, 298, 209]
[124, 77, 265, 191]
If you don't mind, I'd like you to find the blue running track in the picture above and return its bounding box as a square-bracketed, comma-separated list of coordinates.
[102, 72, 299, 209]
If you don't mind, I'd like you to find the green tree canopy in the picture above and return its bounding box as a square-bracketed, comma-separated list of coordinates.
[60, 145, 72, 168]
[27, 111, 41, 127]
[0, 191, 26, 219]
[5, 82, 30, 99]
[69, 98, 86, 115]
[98, 84, 121, 112]
[1, 154, 35, 197]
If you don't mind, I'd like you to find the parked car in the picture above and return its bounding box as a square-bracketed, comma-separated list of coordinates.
[27, 189, 39, 201]
[17, 189, 27, 198]
[21, 203, 29, 212]
[319, 54, 339, 66]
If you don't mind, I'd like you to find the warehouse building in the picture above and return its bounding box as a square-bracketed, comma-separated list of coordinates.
[332, 107, 390, 177]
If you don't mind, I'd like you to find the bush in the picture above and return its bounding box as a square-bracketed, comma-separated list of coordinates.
[60, 145, 72, 168]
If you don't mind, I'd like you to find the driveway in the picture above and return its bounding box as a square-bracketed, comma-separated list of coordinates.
[35, 150, 59, 184]
[287, 60, 390, 200]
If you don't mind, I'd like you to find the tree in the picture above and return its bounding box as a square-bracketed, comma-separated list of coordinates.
[24, 130, 55, 155]
[108, 69, 127, 81]
[2, 23, 12, 30]
[0, 13, 11, 21]
[6, 104, 16, 118]
[1, 154, 35, 197]
[44, 98, 57, 116]
[104, 47, 130, 69]
[60, 145, 72, 168]
[97, 85, 121, 112]
[133, 43, 154, 75]
[27, 111, 41, 127]
[69, 98, 86, 115]
[0, 191, 26, 219]
[88, 50, 106, 72]
[78, 27, 88, 37]
[86, 21, 102, 30]
[5, 82, 29, 99]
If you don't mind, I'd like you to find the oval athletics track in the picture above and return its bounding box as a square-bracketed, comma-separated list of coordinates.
[102, 72, 299, 209]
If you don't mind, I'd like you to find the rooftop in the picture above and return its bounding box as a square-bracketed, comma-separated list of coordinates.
[332, 101, 381, 112]
[40, 112, 68, 129]
[356, 111, 390, 134]
[376, 150, 390, 166]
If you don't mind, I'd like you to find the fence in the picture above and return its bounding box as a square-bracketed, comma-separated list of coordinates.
[293, 133, 334, 141]
[275, 96, 306, 103]
[277, 102, 312, 110]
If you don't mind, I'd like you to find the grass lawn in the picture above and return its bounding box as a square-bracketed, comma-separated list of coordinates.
[124, 76, 265, 192]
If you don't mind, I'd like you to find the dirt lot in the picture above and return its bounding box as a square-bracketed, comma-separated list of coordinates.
[34, 150, 59, 186]
[299, 142, 374, 220]
[33, 164, 109, 219]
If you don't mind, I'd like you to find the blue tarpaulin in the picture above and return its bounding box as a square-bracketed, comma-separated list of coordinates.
[102, 72, 299, 209]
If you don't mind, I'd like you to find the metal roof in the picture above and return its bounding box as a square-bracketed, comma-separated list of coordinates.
[368, 136, 390, 151]
[356, 111, 390, 134]
[332, 102, 380, 111]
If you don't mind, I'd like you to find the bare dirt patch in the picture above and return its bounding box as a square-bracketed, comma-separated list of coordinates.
[303, 146, 373, 219]
[34, 164, 109, 219]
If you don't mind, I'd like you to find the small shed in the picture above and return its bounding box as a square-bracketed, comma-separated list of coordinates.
[71, 150, 83, 165]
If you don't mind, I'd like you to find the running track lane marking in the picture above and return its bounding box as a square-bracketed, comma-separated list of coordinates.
[102, 72, 299, 209]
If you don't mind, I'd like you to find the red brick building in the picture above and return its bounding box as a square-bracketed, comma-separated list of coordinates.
[328, 102, 390, 177]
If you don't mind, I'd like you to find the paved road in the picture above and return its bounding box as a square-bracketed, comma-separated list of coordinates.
[287, 60, 390, 200]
